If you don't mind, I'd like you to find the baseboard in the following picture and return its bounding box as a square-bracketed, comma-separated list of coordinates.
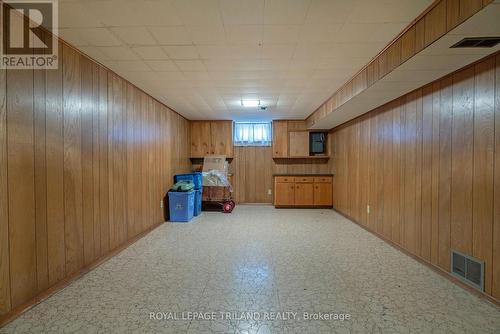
[0, 221, 165, 328]
[332, 208, 500, 309]
[237, 203, 273, 206]
[275, 205, 334, 209]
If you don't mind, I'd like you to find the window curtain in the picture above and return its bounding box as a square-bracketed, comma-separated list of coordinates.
[234, 122, 272, 146]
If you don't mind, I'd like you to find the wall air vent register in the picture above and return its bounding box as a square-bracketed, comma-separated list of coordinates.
[450, 250, 484, 292]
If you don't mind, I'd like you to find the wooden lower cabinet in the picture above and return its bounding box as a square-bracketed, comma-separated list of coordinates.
[275, 182, 295, 206]
[314, 183, 333, 206]
[274, 176, 333, 207]
[294, 183, 314, 205]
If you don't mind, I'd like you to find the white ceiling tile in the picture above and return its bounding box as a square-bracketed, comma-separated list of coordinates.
[148, 26, 192, 45]
[219, 0, 265, 25]
[87, 0, 183, 27]
[337, 23, 378, 43]
[305, 0, 358, 23]
[197, 45, 261, 60]
[173, 0, 223, 26]
[298, 24, 343, 43]
[59, 1, 103, 28]
[261, 45, 295, 59]
[293, 44, 334, 59]
[289, 59, 318, 70]
[163, 46, 200, 60]
[132, 46, 168, 60]
[145, 60, 178, 72]
[182, 71, 212, 81]
[263, 25, 300, 44]
[79, 28, 122, 47]
[154, 71, 189, 83]
[111, 27, 157, 46]
[175, 60, 206, 71]
[97, 46, 140, 61]
[256, 59, 288, 71]
[225, 25, 263, 45]
[188, 26, 226, 45]
[348, 0, 432, 23]
[264, 0, 311, 24]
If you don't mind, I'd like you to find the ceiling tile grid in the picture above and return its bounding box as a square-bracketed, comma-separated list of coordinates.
[58, 0, 432, 120]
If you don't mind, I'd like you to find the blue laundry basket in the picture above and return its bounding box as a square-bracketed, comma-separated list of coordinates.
[194, 189, 202, 216]
[174, 172, 202, 190]
[168, 191, 195, 222]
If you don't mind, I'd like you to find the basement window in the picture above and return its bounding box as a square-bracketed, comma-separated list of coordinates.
[233, 122, 272, 146]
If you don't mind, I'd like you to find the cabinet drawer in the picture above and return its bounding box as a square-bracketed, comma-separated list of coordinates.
[275, 176, 294, 183]
[294, 176, 314, 183]
[314, 176, 332, 183]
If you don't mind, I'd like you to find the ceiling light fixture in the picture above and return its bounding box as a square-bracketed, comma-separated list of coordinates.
[241, 99, 260, 107]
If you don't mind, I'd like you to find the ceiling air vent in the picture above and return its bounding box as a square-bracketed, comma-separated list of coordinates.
[450, 250, 484, 291]
[451, 37, 500, 48]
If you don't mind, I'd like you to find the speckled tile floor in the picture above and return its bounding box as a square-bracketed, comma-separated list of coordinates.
[1, 205, 499, 334]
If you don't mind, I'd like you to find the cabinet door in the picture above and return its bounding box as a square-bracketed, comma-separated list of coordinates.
[275, 182, 295, 206]
[210, 121, 233, 157]
[272, 120, 288, 158]
[314, 182, 333, 206]
[289, 131, 309, 157]
[294, 183, 314, 206]
[190, 121, 211, 157]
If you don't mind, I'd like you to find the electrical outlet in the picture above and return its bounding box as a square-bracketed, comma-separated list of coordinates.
[268, 189, 272, 195]
[367, 205, 370, 214]
[160, 200, 163, 209]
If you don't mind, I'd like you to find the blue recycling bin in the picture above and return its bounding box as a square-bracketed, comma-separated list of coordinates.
[194, 189, 202, 216]
[168, 191, 195, 222]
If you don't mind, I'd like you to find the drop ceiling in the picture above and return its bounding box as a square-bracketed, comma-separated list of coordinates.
[58, 0, 433, 120]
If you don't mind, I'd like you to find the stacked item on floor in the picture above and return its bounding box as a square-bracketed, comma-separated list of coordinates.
[201, 155, 235, 213]
[167, 179, 195, 222]
[174, 172, 203, 217]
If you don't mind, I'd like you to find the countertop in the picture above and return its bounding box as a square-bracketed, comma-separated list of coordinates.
[273, 173, 334, 177]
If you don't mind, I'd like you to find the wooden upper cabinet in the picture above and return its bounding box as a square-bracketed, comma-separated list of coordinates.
[210, 121, 233, 158]
[190, 120, 233, 158]
[289, 131, 309, 157]
[190, 121, 211, 157]
[272, 120, 288, 158]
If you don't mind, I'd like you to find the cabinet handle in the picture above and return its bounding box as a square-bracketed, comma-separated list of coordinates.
[290, 186, 294, 189]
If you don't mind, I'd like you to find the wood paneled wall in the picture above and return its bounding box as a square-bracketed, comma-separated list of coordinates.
[307, 0, 494, 128]
[232, 147, 273, 203]
[0, 41, 190, 318]
[331, 53, 500, 301]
